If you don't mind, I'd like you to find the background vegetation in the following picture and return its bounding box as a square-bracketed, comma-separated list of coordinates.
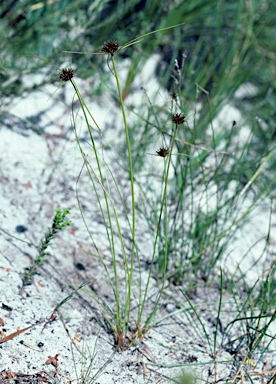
[1, 0, 275, 174]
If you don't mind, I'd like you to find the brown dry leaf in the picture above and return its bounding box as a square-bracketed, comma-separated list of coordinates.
[8, 354, 20, 359]
[23, 181, 32, 188]
[0, 370, 15, 379]
[0, 325, 32, 344]
[7, 371, 15, 379]
[41, 312, 57, 334]
[41, 312, 57, 333]
[48, 313, 57, 322]
[74, 334, 81, 342]
[38, 279, 44, 287]
[36, 371, 49, 383]
[70, 226, 76, 235]
[0, 329, 6, 337]
[0, 318, 4, 326]
[45, 353, 60, 367]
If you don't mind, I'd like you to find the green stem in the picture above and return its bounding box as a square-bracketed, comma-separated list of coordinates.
[111, 55, 136, 330]
[142, 124, 179, 327]
[70, 78, 121, 332]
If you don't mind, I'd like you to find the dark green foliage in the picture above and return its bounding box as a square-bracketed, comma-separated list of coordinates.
[1, 0, 275, 117]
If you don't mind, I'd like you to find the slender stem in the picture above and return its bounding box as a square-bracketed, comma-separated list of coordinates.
[111, 55, 136, 330]
[142, 124, 179, 327]
[214, 268, 223, 356]
[70, 78, 121, 331]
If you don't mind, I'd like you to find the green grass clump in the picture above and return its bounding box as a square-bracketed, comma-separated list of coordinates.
[48, 21, 274, 356]
[1, 0, 275, 126]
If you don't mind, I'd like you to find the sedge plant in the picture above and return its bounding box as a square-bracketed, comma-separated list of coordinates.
[53, 23, 276, 352]
[54, 25, 190, 348]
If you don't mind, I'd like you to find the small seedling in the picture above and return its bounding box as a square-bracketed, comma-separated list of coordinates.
[170, 371, 198, 384]
[22, 208, 71, 286]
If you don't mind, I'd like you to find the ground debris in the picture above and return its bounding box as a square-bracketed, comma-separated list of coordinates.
[0, 369, 61, 383]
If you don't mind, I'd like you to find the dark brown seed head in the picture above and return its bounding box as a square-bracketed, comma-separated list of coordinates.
[171, 92, 178, 101]
[101, 40, 119, 56]
[172, 113, 185, 125]
[59, 68, 74, 82]
[156, 147, 170, 158]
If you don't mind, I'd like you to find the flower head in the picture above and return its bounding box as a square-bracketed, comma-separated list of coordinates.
[156, 147, 170, 158]
[59, 68, 74, 82]
[172, 113, 185, 125]
[101, 40, 119, 56]
[171, 92, 178, 101]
